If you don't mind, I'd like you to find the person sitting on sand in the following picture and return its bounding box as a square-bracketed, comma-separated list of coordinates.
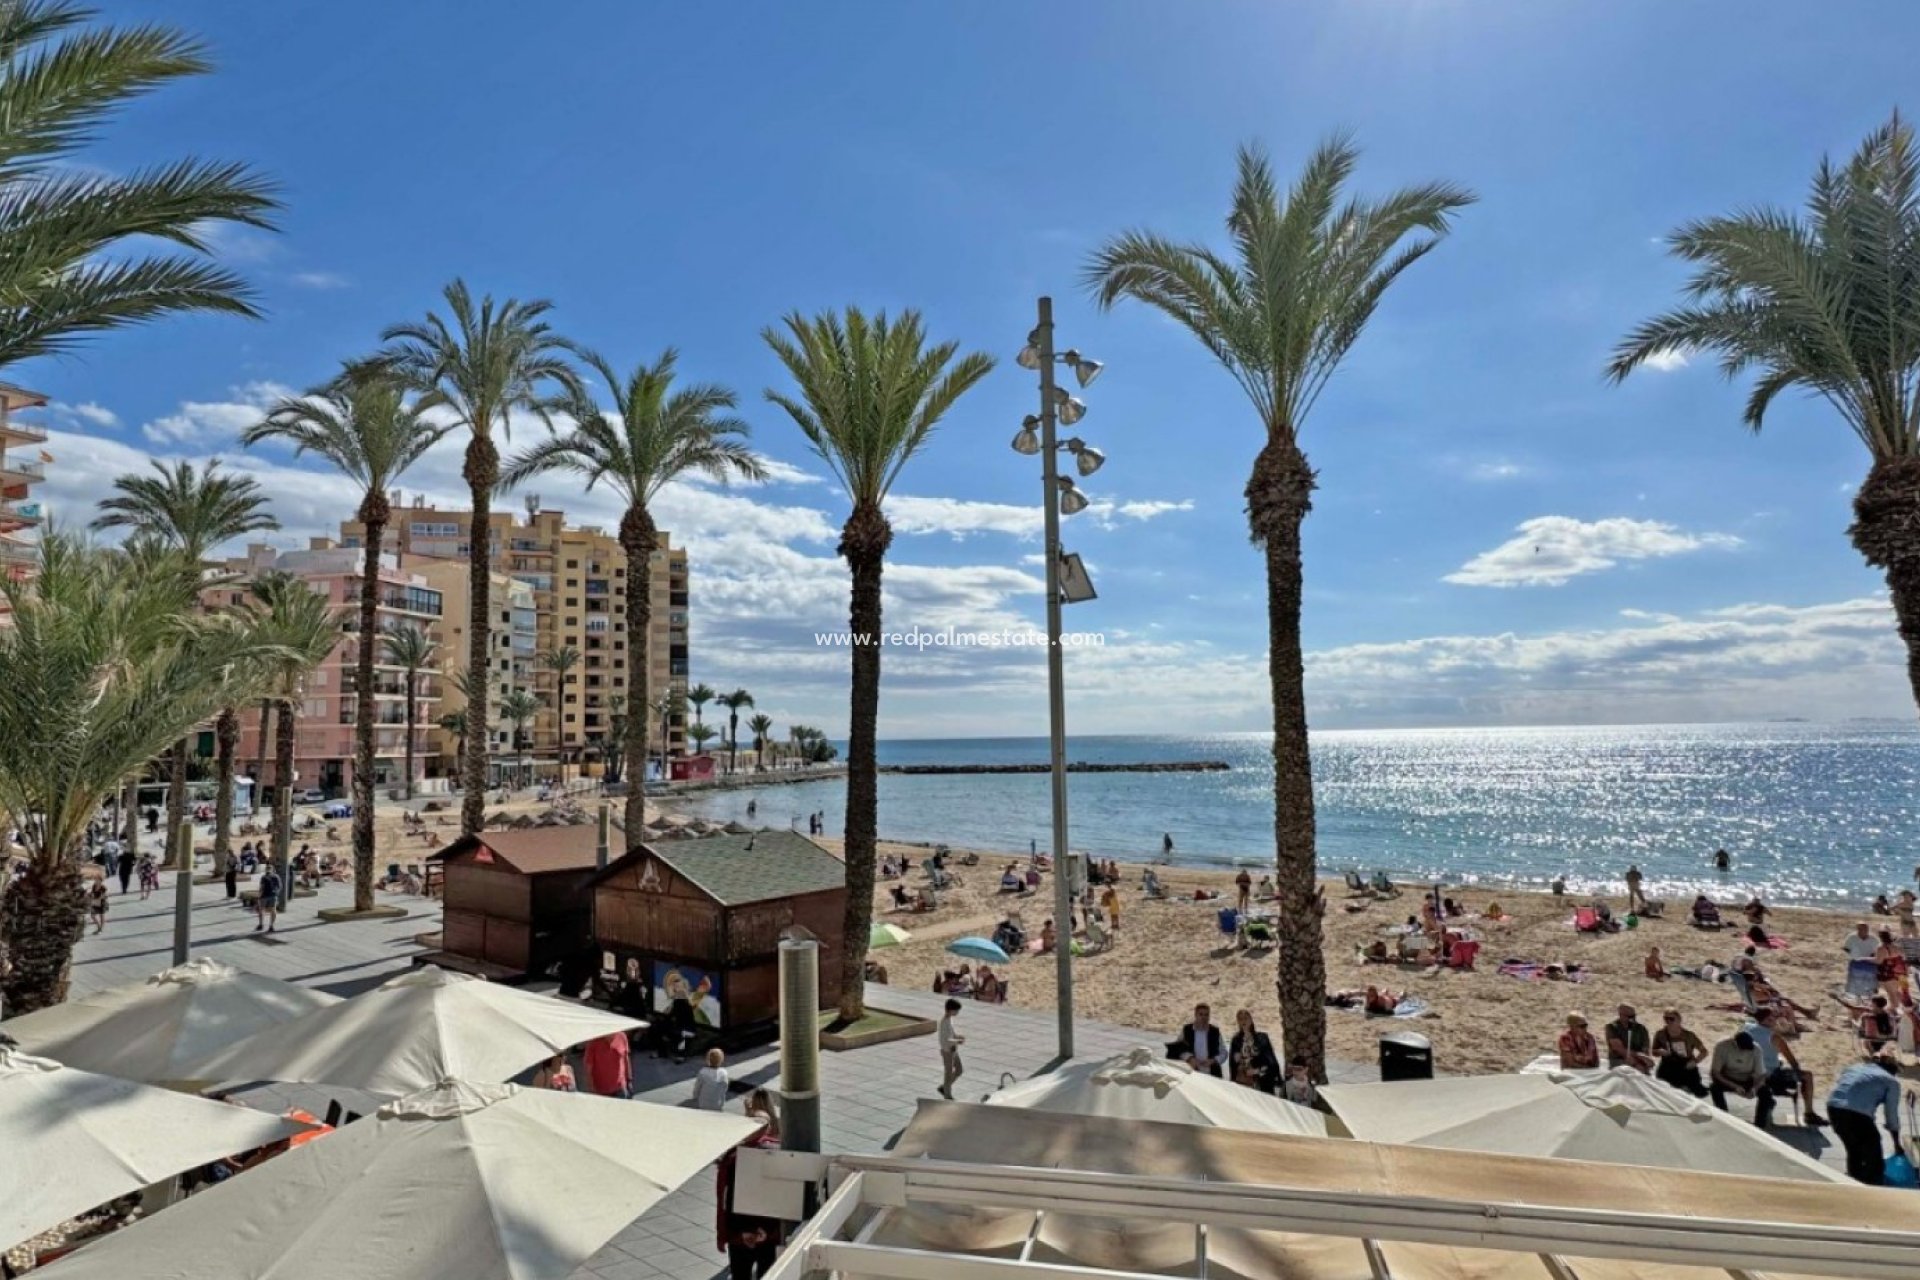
[1744, 897, 1770, 928]
[974, 965, 1001, 1002]
[1484, 901, 1508, 921]
[1142, 868, 1164, 898]
[1558, 1012, 1601, 1069]
[1039, 919, 1058, 953]
[1859, 994, 1898, 1052]
[1874, 894, 1893, 916]
[1691, 894, 1722, 928]
[1645, 946, 1667, 981]
[1363, 985, 1400, 1016]
[1257, 874, 1275, 900]
[1000, 866, 1023, 893]
[890, 884, 911, 909]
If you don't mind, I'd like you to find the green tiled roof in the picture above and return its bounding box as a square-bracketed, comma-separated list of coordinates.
[643, 830, 845, 906]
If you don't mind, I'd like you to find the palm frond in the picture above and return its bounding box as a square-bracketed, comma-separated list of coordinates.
[91, 457, 279, 561]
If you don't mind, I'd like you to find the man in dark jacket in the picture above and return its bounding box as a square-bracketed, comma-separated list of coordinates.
[1171, 1002, 1225, 1077]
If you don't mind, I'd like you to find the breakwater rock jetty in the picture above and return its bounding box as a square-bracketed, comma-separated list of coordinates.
[879, 761, 1229, 775]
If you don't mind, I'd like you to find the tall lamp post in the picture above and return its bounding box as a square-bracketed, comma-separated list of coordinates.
[1014, 296, 1104, 1061]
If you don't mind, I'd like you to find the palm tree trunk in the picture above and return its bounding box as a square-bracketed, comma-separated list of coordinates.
[619, 506, 656, 846]
[214, 707, 239, 874]
[167, 738, 188, 868]
[273, 695, 296, 911]
[461, 438, 499, 833]
[836, 504, 891, 1022]
[121, 778, 139, 857]
[403, 674, 418, 802]
[253, 699, 272, 802]
[351, 507, 386, 913]
[1851, 456, 1920, 715]
[1248, 438, 1328, 1080]
[0, 852, 87, 1013]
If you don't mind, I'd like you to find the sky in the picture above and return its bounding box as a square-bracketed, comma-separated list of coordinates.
[24, 1, 1920, 739]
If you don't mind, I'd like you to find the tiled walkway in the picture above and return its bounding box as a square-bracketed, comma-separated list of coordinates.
[53, 867, 1848, 1279]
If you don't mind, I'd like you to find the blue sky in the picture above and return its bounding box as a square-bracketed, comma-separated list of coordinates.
[28, 1, 1920, 737]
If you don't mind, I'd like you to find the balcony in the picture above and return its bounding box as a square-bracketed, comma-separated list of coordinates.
[584, 579, 609, 596]
[0, 456, 44, 485]
[0, 417, 46, 445]
[669, 592, 688, 607]
[0, 536, 35, 567]
[0, 500, 43, 531]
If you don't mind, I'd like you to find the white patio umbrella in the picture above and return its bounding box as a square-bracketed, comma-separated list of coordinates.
[0, 957, 338, 1084]
[45, 1080, 760, 1280]
[177, 965, 644, 1096]
[0, 1048, 302, 1251]
[987, 1046, 1326, 1136]
[1321, 1067, 1844, 1182]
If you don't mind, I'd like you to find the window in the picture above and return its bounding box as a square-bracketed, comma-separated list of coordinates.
[411, 522, 460, 538]
[564, 597, 577, 608]
[566, 560, 578, 569]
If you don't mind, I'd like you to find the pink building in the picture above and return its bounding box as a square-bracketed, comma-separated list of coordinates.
[206, 541, 444, 797]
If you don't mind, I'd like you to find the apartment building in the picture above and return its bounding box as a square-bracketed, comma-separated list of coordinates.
[412, 558, 539, 784]
[342, 500, 688, 771]
[0, 383, 49, 606]
[207, 541, 443, 796]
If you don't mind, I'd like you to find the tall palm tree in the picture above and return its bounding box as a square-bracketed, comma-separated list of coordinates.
[1611, 112, 1920, 714]
[687, 682, 716, 731]
[378, 280, 580, 836]
[498, 688, 541, 790]
[243, 367, 449, 909]
[764, 307, 994, 1021]
[717, 688, 754, 776]
[0, 1, 279, 371]
[651, 688, 684, 782]
[687, 722, 718, 756]
[601, 707, 627, 786]
[0, 533, 271, 1011]
[748, 713, 774, 770]
[1087, 139, 1472, 1076]
[504, 349, 761, 836]
[94, 459, 279, 859]
[380, 624, 437, 802]
[540, 643, 582, 787]
[247, 574, 341, 910]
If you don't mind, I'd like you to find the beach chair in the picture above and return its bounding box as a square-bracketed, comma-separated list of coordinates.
[1084, 915, 1112, 953]
[1727, 970, 1761, 1015]
[1573, 906, 1602, 933]
[1243, 919, 1276, 948]
[1217, 907, 1240, 941]
[1446, 939, 1481, 970]
[1369, 871, 1400, 897]
[1344, 870, 1370, 896]
[1691, 901, 1724, 930]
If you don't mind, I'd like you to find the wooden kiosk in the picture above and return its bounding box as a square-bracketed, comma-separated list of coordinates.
[590, 829, 846, 1040]
[426, 828, 601, 978]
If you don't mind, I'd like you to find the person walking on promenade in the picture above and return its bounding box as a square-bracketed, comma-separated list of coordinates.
[115, 844, 135, 895]
[937, 998, 965, 1099]
[254, 865, 281, 933]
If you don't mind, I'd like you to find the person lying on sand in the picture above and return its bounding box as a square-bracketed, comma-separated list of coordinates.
[1363, 985, 1400, 1015]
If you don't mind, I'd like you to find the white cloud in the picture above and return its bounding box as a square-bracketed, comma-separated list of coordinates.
[1103, 499, 1194, 523]
[1643, 349, 1690, 373]
[1305, 595, 1904, 727]
[290, 271, 350, 290]
[141, 382, 294, 446]
[1445, 516, 1740, 588]
[1469, 461, 1523, 481]
[50, 401, 117, 429]
[885, 495, 1040, 539]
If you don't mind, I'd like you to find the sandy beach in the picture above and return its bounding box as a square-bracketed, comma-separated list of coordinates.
[838, 836, 1891, 1084]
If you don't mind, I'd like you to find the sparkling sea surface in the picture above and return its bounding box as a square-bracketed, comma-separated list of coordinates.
[674, 723, 1920, 907]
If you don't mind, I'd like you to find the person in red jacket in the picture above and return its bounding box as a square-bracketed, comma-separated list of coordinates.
[716, 1120, 784, 1279]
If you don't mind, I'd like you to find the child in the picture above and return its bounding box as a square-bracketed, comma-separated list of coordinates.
[693, 1048, 730, 1111]
[1282, 1057, 1318, 1107]
[533, 1053, 576, 1091]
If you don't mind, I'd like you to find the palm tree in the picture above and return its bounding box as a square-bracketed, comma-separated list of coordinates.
[93, 459, 280, 859]
[1611, 112, 1920, 715]
[1087, 138, 1473, 1077]
[504, 349, 761, 836]
[438, 707, 469, 777]
[247, 574, 341, 910]
[243, 367, 448, 912]
[601, 707, 627, 786]
[498, 688, 542, 790]
[378, 280, 580, 835]
[687, 722, 719, 756]
[748, 713, 774, 770]
[540, 643, 582, 787]
[381, 624, 437, 802]
[651, 688, 684, 782]
[764, 307, 994, 1022]
[0, 533, 271, 1011]
[719, 688, 754, 776]
[0, 1, 280, 371]
[687, 682, 716, 731]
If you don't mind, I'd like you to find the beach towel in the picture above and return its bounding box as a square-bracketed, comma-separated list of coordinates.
[1497, 960, 1588, 984]
[1849, 958, 1881, 998]
[1759, 935, 1789, 950]
[1357, 996, 1431, 1019]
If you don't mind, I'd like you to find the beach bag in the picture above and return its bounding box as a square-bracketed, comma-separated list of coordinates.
[1886, 1153, 1919, 1189]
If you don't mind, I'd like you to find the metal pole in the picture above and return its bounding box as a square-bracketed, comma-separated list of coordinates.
[171, 818, 193, 965]
[595, 801, 610, 871]
[1037, 296, 1074, 1060]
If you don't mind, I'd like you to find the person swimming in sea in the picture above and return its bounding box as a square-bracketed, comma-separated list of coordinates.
[1712, 848, 1731, 872]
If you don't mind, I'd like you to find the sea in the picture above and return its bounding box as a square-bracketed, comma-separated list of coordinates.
[670, 723, 1920, 908]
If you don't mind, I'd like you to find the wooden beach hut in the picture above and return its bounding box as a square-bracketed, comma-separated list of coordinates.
[590, 829, 846, 1039]
[427, 828, 602, 979]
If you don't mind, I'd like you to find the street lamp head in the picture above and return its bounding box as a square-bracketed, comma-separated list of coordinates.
[1052, 387, 1087, 426]
[1061, 349, 1104, 388]
[1011, 417, 1042, 455]
[1075, 445, 1105, 477]
[1017, 327, 1043, 371]
[1056, 476, 1090, 515]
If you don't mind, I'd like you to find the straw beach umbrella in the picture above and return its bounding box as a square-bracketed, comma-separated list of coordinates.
[1321, 1068, 1844, 1182]
[177, 966, 643, 1096]
[0, 1048, 303, 1251]
[41, 1080, 759, 1280]
[0, 958, 338, 1084]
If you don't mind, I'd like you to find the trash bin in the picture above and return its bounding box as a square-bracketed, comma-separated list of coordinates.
[1378, 1030, 1433, 1082]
